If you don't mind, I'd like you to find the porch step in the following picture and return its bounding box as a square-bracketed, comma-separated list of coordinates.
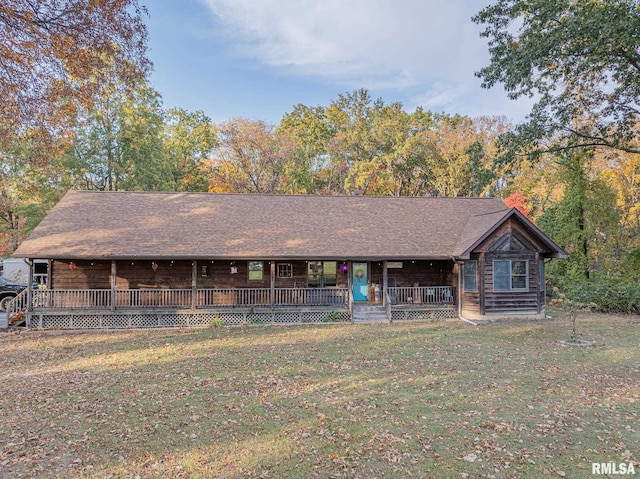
[352, 303, 389, 323]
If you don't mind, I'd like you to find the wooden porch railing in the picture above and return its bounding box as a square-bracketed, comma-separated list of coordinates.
[272, 288, 347, 306]
[6, 288, 29, 324]
[25, 287, 349, 310]
[387, 286, 455, 305]
[33, 289, 112, 309]
[197, 288, 271, 307]
[17, 286, 453, 311]
[117, 289, 193, 308]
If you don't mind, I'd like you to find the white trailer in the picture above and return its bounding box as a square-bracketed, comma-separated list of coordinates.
[1, 258, 48, 283]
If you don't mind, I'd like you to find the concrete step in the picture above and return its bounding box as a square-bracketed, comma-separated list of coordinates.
[353, 316, 388, 323]
[352, 303, 389, 323]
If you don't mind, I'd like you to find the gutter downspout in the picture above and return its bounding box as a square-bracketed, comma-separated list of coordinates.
[454, 258, 478, 326]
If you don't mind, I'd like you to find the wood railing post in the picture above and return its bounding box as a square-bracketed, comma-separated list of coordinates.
[110, 260, 116, 311]
[26, 259, 33, 320]
[270, 261, 275, 306]
[192, 261, 198, 310]
[383, 261, 391, 322]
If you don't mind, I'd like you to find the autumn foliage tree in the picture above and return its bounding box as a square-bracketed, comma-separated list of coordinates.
[0, 0, 150, 252]
[210, 119, 294, 194]
[0, 0, 150, 151]
[504, 191, 531, 217]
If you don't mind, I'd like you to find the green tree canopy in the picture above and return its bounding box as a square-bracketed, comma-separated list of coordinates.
[473, 0, 640, 155]
[69, 82, 168, 191]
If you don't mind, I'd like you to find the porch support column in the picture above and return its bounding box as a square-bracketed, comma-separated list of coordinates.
[110, 260, 116, 311]
[270, 261, 275, 306]
[383, 261, 390, 322]
[382, 261, 388, 306]
[26, 258, 34, 312]
[192, 261, 198, 310]
[478, 253, 486, 315]
[347, 262, 353, 321]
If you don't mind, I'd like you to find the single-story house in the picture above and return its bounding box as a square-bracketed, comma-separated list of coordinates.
[5, 190, 566, 328]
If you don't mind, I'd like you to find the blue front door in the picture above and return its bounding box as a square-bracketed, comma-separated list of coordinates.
[352, 262, 368, 301]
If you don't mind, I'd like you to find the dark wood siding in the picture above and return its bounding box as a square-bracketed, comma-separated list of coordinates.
[51, 258, 450, 292]
[115, 260, 192, 289]
[197, 261, 260, 288]
[196, 260, 350, 288]
[470, 216, 546, 315]
[369, 260, 455, 287]
[51, 260, 110, 289]
[483, 253, 539, 313]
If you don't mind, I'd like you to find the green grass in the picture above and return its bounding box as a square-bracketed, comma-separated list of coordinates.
[0, 313, 638, 478]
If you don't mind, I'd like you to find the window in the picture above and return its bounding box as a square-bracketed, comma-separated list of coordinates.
[277, 263, 293, 278]
[463, 260, 478, 292]
[248, 261, 264, 281]
[307, 261, 337, 287]
[493, 260, 528, 292]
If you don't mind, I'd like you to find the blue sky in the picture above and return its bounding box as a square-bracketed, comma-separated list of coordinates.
[146, 0, 533, 125]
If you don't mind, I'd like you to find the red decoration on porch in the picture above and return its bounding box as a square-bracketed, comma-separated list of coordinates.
[152, 262, 158, 272]
[69, 262, 76, 270]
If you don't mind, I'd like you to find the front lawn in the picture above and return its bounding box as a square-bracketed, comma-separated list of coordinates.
[0, 314, 638, 478]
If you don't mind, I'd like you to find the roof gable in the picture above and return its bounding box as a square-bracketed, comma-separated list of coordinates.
[457, 208, 568, 259]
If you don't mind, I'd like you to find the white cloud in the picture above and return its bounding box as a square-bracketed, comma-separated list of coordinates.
[199, 0, 529, 120]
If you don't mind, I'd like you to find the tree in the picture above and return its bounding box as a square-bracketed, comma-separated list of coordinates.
[163, 108, 217, 192]
[473, 0, 640, 155]
[0, 137, 69, 253]
[278, 104, 333, 194]
[278, 91, 509, 197]
[538, 150, 620, 283]
[419, 115, 502, 197]
[211, 119, 292, 194]
[504, 191, 531, 217]
[0, 0, 150, 151]
[68, 82, 169, 191]
[323, 89, 419, 196]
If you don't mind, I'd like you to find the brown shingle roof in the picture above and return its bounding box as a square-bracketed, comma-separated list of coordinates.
[15, 190, 515, 260]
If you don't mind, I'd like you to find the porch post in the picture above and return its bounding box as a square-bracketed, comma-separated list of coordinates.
[478, 253, 486, 315]
[382, 261, 388, 306]
[47, 259, 52, 289]
[270, 261, 275, 306]
[110, 260, 116, 311]
[383, 261, 390, 322]
[192, 261, 198, 310]
[26, 259, 34, 325]
[347, 262, 353, 321]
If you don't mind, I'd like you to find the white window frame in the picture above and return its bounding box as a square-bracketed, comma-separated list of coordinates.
[493, 259, 529, 292]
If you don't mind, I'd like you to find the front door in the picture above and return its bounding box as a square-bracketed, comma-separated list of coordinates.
[352, 262, 368, 301]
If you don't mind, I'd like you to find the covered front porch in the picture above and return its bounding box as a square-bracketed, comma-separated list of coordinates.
[10, 258, 459, 328]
